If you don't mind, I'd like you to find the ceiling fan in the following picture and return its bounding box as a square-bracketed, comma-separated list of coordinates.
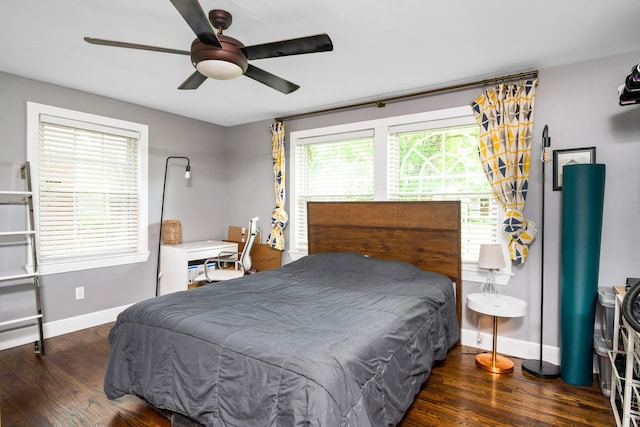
[84, 0, 333, 94]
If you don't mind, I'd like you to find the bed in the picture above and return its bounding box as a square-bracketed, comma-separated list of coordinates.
[104, 201, 462, 426]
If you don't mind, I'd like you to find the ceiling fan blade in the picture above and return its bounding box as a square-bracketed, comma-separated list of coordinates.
[242, 34, 333, 60]
[84, 37, 191, 55]
[170, 0, 221, 47]
[178, 71, 208, 90]
[244, 64, 300, 94]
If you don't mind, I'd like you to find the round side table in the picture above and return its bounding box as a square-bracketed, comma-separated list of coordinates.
[467, 293, 527, 374]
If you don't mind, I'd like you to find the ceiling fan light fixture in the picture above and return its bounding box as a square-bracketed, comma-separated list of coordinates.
[191, 35, 248, 81]
[196, 59, 243, 80]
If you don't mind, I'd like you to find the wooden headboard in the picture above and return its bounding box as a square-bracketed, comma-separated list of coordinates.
[307, 201, 462, 326]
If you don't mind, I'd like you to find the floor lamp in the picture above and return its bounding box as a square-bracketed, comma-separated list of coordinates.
[522, 125, 560, 378]
[155, 156, 191, 297]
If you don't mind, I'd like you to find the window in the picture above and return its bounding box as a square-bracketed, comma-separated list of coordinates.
[290, 106, 508, 280]
[388, 123, 498, 262]
[27, 102, 149, 275]
[293, 130, 375, 248]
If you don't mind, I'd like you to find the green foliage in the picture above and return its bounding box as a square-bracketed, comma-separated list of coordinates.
[303, 137, 374, 197]
[395, 125, 488, 195]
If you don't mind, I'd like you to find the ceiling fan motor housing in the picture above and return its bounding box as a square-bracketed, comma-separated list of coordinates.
[208, 9, 232, 31]
[191, 35, 248, 76]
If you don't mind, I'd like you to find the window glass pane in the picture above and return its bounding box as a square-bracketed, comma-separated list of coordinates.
[389, 124, 498, 262]
[298, 137, 374, 197]
[38, 121, 140, 260]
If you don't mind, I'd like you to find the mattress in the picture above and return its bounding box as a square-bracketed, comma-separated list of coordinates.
[104, 252, 459, 426]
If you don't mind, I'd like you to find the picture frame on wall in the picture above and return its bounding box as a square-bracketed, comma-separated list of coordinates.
[552, 147, 596, 191]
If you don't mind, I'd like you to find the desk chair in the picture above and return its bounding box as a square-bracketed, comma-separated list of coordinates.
[195, 217, 259, 282]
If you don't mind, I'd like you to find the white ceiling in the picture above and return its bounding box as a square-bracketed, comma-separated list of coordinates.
[1, 1, 639, 127]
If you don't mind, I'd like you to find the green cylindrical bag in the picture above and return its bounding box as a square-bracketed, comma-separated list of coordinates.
[560, 163, 606, 386]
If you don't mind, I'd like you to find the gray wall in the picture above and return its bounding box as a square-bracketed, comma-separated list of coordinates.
[225, 49, 640, 349]
[2, 47, 639, 352]
[224, 123, 277, 239]
[533, 52, 640, 346]
[0, 72, 230, 326]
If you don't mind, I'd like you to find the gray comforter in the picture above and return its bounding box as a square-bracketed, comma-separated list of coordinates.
[104, 252, 459, 426]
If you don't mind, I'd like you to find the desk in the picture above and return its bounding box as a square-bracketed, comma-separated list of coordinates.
[467, 293, 527, 373]
[159, 240, 237, 296]
[230, 240, 282, 272]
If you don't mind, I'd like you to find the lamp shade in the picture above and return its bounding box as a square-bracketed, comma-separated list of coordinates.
[478, 244, 506, 270]
[196, 59, 244, 80]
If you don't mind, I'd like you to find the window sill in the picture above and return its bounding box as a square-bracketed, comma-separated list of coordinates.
[33, 252, 150, 276]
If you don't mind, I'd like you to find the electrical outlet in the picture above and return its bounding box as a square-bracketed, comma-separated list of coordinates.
[75, 286, 85, 300]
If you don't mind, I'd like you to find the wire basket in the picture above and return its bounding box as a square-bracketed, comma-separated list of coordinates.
[162, 220, 182, 244]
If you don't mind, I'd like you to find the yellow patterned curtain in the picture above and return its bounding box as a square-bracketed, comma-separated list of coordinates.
[471, 79, 537, 264]
[266, 121, 288, 250]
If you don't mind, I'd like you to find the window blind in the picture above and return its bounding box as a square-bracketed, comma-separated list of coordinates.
[387, 125, 498, 262]
[294, 132, 375, 251]
[37, 116, 141, 261]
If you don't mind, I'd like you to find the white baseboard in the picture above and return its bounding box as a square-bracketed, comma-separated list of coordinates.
[460, 328, 561, 366]
[0, 304, 131, 352]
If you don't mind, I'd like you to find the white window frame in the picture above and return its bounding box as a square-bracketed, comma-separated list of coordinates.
[290, 106, 512, 283]
[26, 102, 149, 275]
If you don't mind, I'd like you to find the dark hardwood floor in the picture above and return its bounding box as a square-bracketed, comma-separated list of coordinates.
[0, 324, 614, 426]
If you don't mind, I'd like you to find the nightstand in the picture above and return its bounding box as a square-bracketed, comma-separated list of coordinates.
[467, 293, 527, 373]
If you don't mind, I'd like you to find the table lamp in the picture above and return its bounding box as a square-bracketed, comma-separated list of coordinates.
[478, 243, 506, 295]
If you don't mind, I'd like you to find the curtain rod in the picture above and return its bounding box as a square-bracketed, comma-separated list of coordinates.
[275, 70, 538, 122]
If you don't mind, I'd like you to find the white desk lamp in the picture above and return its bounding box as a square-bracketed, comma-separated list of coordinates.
[478, 244, 506, 295]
